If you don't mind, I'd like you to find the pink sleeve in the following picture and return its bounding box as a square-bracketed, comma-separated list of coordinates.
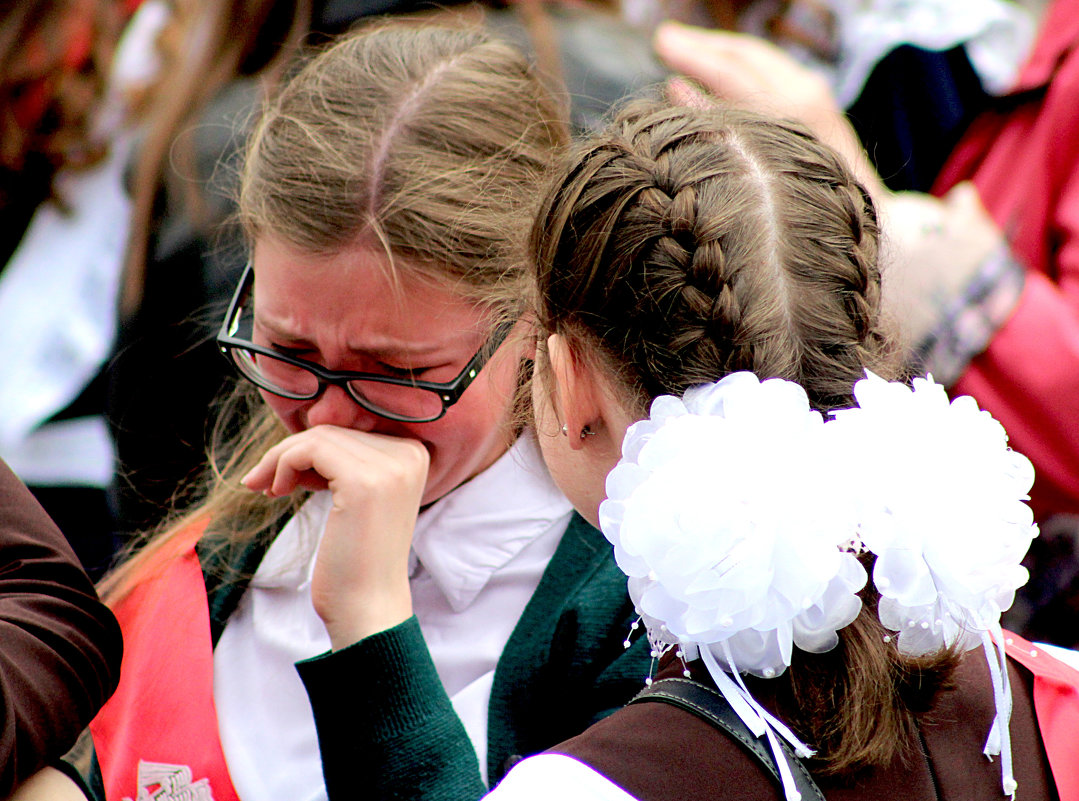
[954, 270, 1079, 519]
[954, 97, 1079, 520]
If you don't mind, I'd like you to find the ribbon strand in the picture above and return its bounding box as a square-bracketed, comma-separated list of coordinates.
[699, 643, 814, 801]
[981, 627, 1017, 798]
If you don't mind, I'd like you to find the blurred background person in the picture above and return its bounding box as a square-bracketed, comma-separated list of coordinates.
[629, 0, 1036, 192]
[0, 0, 161, 578]
[929, 0, 1079, 645]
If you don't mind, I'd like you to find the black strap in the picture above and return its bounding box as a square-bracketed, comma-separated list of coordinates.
[629, 678, 826, 801]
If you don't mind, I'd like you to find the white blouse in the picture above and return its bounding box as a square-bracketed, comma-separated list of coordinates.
[487, 754, 639, 801]
[213, 434, 573, 801]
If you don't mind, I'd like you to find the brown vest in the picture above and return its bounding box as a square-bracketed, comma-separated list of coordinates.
[552, 651, 1058, 801]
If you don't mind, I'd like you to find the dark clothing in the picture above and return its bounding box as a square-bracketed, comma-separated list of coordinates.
[0, 458, 122, 797]
[296, 512, 654, 797]
[847, 44, 991, 193]
[552, 651, 1058, 801]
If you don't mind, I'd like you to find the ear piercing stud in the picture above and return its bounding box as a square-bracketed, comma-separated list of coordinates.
[561, 423, 597, 439]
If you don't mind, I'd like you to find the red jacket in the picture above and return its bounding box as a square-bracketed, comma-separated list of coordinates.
[933, 0, 1079, 521]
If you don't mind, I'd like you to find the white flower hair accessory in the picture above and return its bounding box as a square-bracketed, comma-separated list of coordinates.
[832, 373, 1036, 655]
[599, 371, 1037, 801]
[832, 372, 1037, 797]
[600, 372, 867, 799]
[601, 372, 867, 678]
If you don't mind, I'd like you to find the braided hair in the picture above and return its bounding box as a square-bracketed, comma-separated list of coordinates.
[530, 99, 953, 772]
[533, 99, 895, 417]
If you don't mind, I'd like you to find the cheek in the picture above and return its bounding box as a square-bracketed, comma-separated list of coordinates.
[260, 390, 306, 433]
[420, 400, 494, 456]
[448, 355, 523, 439]
[410, 412, 487, 505]
[417, 372, 518, 489]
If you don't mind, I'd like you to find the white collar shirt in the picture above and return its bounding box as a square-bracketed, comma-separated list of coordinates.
[214, 434, 573, 801]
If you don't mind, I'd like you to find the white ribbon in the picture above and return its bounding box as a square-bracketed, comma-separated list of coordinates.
[699, 643, 815, 801]
[981, 626, 1017, 798]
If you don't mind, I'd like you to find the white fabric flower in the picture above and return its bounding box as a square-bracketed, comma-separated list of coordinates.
[599, 372, 867, 679]
[830, 372, 1037, 655]
[600, 370, 1035, 800]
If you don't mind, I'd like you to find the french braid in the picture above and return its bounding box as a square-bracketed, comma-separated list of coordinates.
[531, 99, 953, 772]
[533, 100, 896, 415]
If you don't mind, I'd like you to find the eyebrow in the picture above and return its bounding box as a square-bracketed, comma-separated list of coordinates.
[255, 316, 459, 361]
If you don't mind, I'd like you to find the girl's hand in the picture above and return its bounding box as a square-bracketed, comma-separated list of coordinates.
[243, 425, 430, 649]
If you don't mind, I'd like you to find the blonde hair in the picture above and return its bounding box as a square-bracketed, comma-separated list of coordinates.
[239, 22, 566, 300]
[101, 21, 568, 601]
[529, 98, 953, 772]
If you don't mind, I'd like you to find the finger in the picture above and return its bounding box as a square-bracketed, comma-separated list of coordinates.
[942, 181, 990, 220]
[241, 444, 289, 491]
[666, 76, 714, 110]
[240, 431, 323, 492]
[261, 441, 332, 498]
[241, 430, 357, 496]
[242, 426, 429, 499]
[654, 20, 739, 57]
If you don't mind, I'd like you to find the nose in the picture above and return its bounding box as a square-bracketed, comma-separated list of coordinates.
[303, 384, 379, 432]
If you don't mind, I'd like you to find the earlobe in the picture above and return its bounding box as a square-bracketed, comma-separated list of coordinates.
[547, 334, 603, 452]
[563, 423, 598, 440]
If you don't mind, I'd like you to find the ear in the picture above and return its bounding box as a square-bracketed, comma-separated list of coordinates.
[547, 334, 629, 453]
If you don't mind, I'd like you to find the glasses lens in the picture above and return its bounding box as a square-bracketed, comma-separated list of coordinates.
[231, 348, 320, 399]
[347, 380, 445, 422]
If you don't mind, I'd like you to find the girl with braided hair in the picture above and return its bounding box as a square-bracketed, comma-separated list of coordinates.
[487, 98, 1079, 800]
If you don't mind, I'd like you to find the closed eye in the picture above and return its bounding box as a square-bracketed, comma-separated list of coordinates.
[376, 361, 445, 379]
[266, 340, 448, 378]
[271, 344, 313, 360]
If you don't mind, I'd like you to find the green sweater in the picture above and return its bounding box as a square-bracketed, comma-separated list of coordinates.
[65, 513, 652, 801]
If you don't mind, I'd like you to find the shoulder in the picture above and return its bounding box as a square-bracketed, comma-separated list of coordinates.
[196, 527, 275, 646]
[532, 513, 630, 612]
[550, 696, 780, 801]
[490, 754, 640, 801]
[526, 513, 646, 671]
[105, 514, 274, 647]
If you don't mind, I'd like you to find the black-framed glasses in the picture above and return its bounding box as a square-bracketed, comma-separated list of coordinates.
[216, 262, 515, 423]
